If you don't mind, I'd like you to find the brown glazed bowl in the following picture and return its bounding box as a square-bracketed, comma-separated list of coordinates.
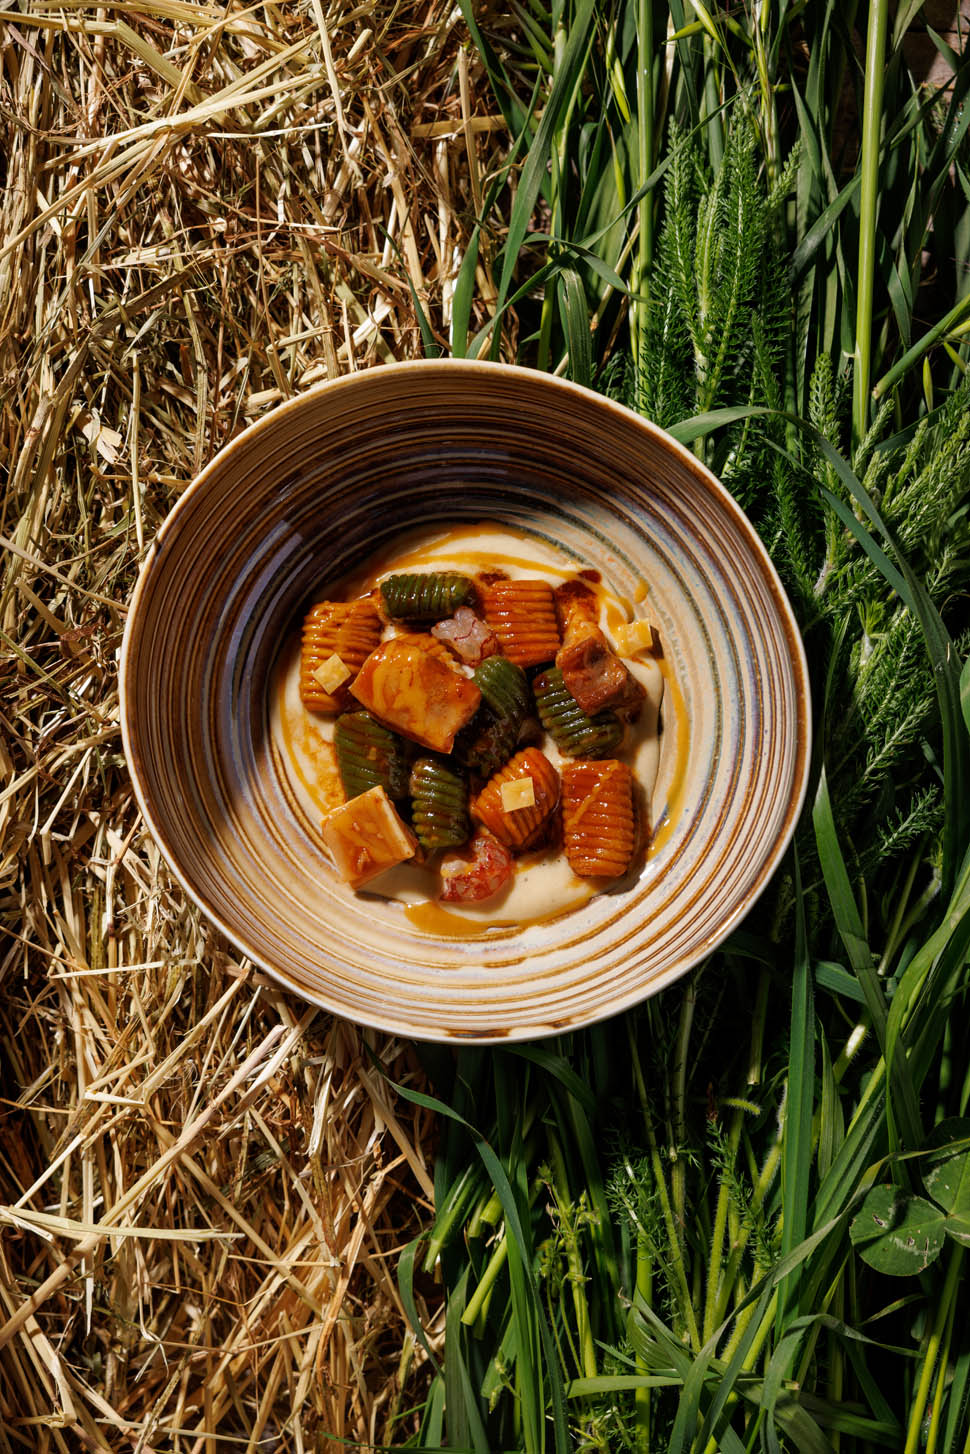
[120, 361, 811, 1042]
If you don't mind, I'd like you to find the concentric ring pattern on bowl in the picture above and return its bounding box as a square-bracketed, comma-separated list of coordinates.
[120, 361, 811, 1042]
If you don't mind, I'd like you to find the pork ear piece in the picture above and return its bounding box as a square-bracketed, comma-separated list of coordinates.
[555, 619, 645, 717]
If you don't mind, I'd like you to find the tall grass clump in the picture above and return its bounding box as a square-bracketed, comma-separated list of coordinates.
[395, 2, 970, 1450]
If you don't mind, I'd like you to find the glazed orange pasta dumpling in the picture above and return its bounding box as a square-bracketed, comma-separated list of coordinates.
[300, 597, 383, 711]
[481, 579, 561, 668]
[561, 759, 638, 878]
[471, 747, 560, 851]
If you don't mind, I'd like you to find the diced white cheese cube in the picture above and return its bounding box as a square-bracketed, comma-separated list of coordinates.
[501, 776, 536, 812]
[611, 619, 653, 657]
[312, 653, 352, 693]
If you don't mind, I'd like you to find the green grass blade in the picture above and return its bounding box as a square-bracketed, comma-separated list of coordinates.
[695, 1278, 776, 1451]
[444, 1266, 491, 1453]
[476, 1136, 567, 1454]
[852, 0, 890, 444]
[528, 231, 631, 295]
[891, 0, 928, 48]
[386, 1078, 570, 1454]
[489, 0, 597, 354]
[762, 1317, 825, 1454]
[941, 1331, 970, 1452]
[812, 768, 886, 1043]
[810, 431, 970, 902]
[509, 1044, 597, 1113]
[811, 1063, 886, 1230]
[791, 173, 861, 282]
[398, 1234, 443, 1376]
[565, 1374, 681, 1396]
[816, 1028, 845, 1182]
[667, 403, 773, 444]
[814, 763, 923, 1156]
[815, 961, 865, 1004]
[422, 1372, 446, 1449]
[453, 0, 532, 141]
[887, 847, 970, 1111]
[466, 260, 560, 359]
[872, 292, 970, 401]
[777, 849, 815, 1327]
[774, 1397, 853, 1453]
[556, 265, 592, 385]
[451, 226, 481, 359]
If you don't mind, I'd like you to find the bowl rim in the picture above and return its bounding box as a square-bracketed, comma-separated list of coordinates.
[119, 357, 813, 1042]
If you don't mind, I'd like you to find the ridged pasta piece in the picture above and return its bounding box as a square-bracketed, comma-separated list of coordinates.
[409, 757, 470, 851]
[300, 597, 383, 711]
[456, 656, 533, 780]
[481, 579, 561, 668]
[334, 711, 410, 801]
[475, 654, 532, 722]
[533, 667, 624, 757]
[471, 747, 559, 850]
[380, 572, 476, 621]
[561, 759, 637, 877]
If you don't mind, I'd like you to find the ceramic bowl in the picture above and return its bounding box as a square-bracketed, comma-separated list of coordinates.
[120, 361, 811, 1042]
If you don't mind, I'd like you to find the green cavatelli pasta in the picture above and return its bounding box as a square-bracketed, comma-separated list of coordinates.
[379, 572, 475, 621]
[334, 711, 410, 801]
[474, 654, 532, 723]
[409, 757, 470, 851]
[533, 667, 624, 758]
[455, 656, 533, 780]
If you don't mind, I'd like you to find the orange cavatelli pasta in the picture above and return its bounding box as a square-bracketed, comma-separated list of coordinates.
[471, 747, 560, 850]
[561, 759, 637, 877]
[300, 597, 383, 711]
[481, 579, 561, 668]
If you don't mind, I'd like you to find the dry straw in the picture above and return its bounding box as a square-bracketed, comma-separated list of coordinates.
[0, 2, 511, 1445]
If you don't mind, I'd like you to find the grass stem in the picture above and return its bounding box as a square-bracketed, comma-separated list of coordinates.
[702, 1107, 742, 1343]
[904, 1244, 964, 1454]
[632, 0, 655, 363]
[460, 1232, 508, 1328]
[635, 1228, 652, 1452]
[672, 974, 698, 1232]
[627, 1018, 701, 1350]
[852, 0, 890, 447]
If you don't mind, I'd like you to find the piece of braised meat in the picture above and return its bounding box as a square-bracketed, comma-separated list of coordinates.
[556, 616, 644, 717]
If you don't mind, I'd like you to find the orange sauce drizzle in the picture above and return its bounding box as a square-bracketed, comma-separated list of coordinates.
[648, 656, 690, 858]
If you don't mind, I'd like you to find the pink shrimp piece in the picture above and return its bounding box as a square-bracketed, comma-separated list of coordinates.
[431, 607, 500, 666]
[438, 830, 514, 903]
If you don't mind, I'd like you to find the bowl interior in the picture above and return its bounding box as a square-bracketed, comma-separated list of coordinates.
[120, 362, 810, 1041]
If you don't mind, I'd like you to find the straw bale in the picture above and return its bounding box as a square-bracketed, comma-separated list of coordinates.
[0, 1, 511, 1444]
